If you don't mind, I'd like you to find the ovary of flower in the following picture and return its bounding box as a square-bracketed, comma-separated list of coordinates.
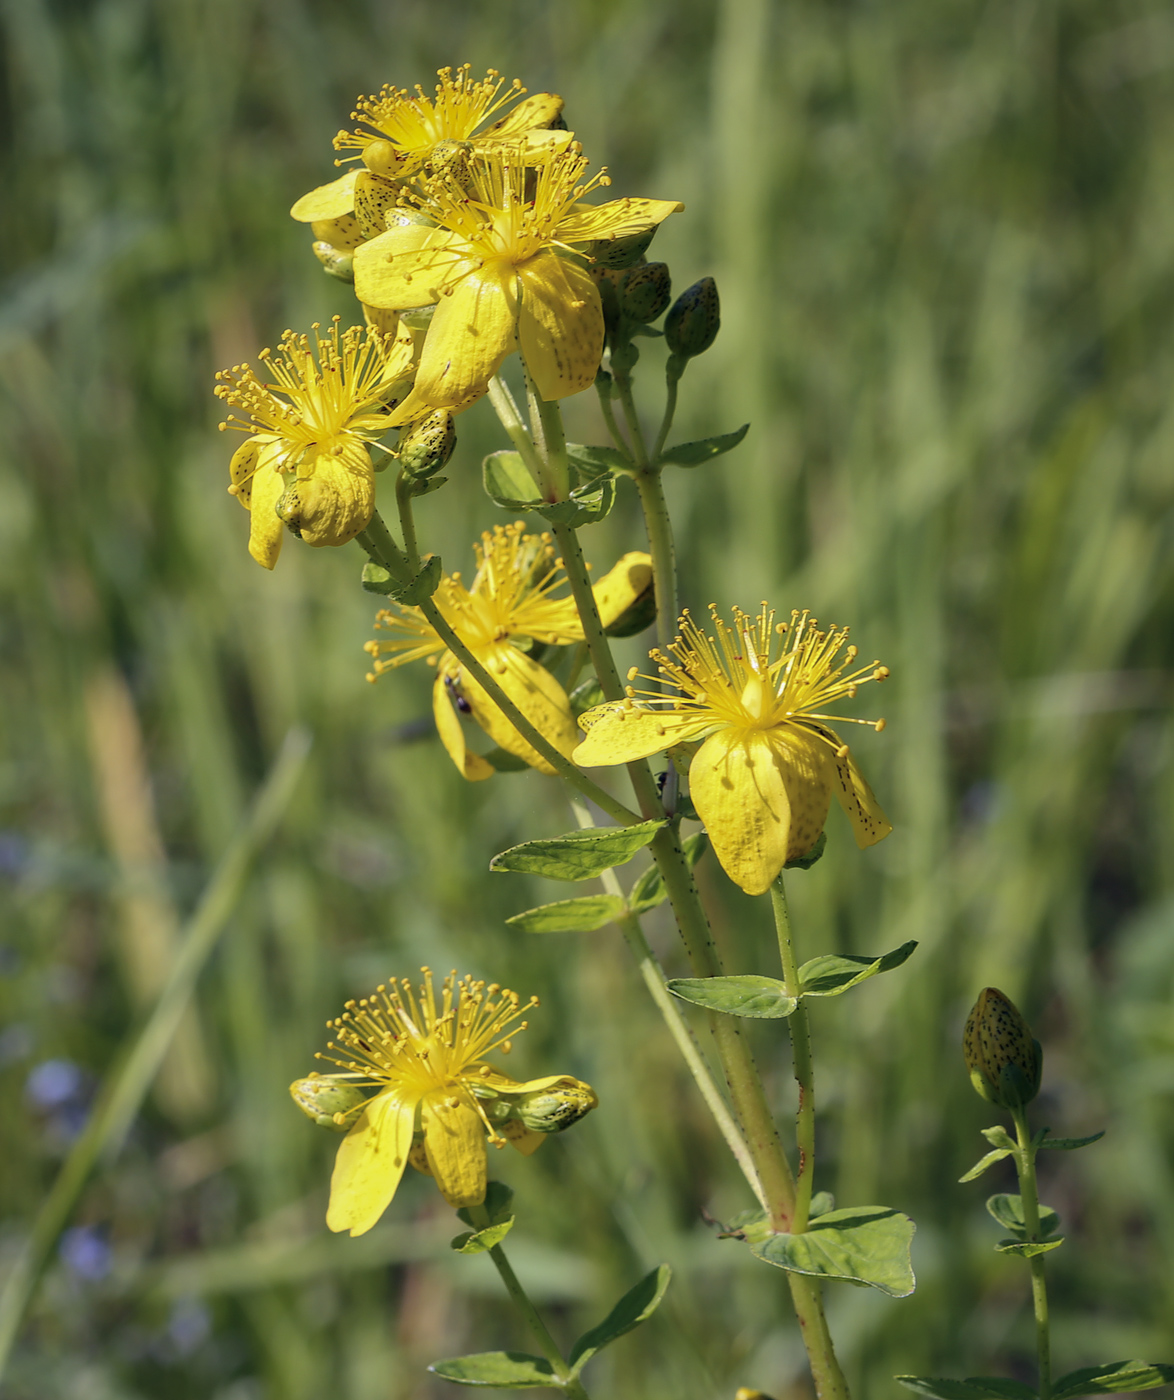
[213, 318, 415, 569]
[574, 606, 893, 896]
[289, 65, 567, 229]
[311, 969, 595, 1235]
[353, 143, 683, 407]
[364, 522, 652, 780]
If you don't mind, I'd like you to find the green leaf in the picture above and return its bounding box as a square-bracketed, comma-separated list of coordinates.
[981, 1125, 1017, 1151]
[505, 895, 627, 934]
[568, 1264, 671, 1374]
[798, 941, 918, 997]
[628, 832, 708, 915]
[657, 423, 749, 468]
[457, 1181, 514, 1229]
[1037, 1130, 1105, 1151]
[483, 450, 541, 508]
[995, 1238, 1064, 1257]
[360, 555, 443, 603]
[897, 1377, 1037, 1400]
[537, 475, 616, 528]
[809, 1191, 836, 1219]
[785, 831, 826, 870]
[428, 1352, 557, 1388]
[566, 442, 632, 479]
[748, 1205, 915, 1298]
[986, 1194, 1060, 1239]
[451, 1217, 515, 1254]
[490, 821, 665, 881]
[667, 975, 796, 1019]
[1053, 1362, 1174, 1399]
[959, 1149, 1015, 1183]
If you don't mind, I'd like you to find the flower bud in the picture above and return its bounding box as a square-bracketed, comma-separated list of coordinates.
[312, 242, 355, 283]
[512, 1077, 598, 1133]
[963, 988, 1042, 1110]
[665, 277, 721, 359]
[397, 410, 456, 478]
[361, 139, 406, 180]
[290, 1075, 368, 1132]
[619, 262, 671, 323]
[589, 225, 657, 270]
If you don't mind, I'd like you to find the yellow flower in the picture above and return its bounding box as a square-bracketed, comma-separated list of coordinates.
[365, 522, 652, 780]
[214, 318, 414, 569]
[289, 65, 567, 235]
[574, 606, 893, 895]
[308, 968, 597, 1236]
[353, 143, 683, 407]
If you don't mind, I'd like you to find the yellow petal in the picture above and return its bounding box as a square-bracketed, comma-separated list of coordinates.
[290, 169, 359, 222]
[454, 644, 576, 776]
[422, 1094, 487, 1208]
[228, 436, 261, 510]
[516, 253, 603, 401]
[487, 92, 565, 134]
[556, 197, 684, 246]
[477, 1071, 580, 1095]
[500, 1119, 546, 1156]
[311, 212, 364, 251]
[246, 445, 288, 571]
[432, 672, 496, 782]
[832, 744, 892, 848]
[326, 1090, 415, 1237]
[279, 440, 375, 548]
[689, 728, 832, 896]
[415, 263, 519, 408]
[353, 226, 466, 310]
[354, 171, 403, 242]
[591, 552, 653, 629]
[573, 702, 712, 767]
[386, 381, 485, 428]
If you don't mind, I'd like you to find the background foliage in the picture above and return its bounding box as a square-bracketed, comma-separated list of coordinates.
[2, 0, 1173, 1396]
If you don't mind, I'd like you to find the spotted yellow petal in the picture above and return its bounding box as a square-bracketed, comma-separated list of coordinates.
[281, 440, 375, 548]
[591, 552, 653, 629]
[500, 1119, 546, 1156]
[517, 253, 603, 401]
[832, 744, 892, 848]
[422, 1094, 486, 1208]
[556, 196, 684, 246]
[573, 701, 712, 767]
[326, 1089, 415, 1237]
[416, 262, 519, 407]
[487, 92, 565, 134]
[477, 1071, 579, 1095]
[353, 225, 467, 310]
[386, 381, 485, 428]
[246, 444, 288, 571]
[432, 672, 495, 782]
[290, 169, 360, 222]
[454, 643, 575, 775]
[689, 728, 832, 896]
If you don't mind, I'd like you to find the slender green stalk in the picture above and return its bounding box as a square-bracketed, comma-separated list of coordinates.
[611, 348, 651, 468]
[0, 729, 312, 1381]
[567, 792, 766, 1208]
[488, 374, 547, 485]
[466, 1203, 589, 1398]
[594, 380, 631, 461]
[633, 467, 679, 655]
[772, 876, 814, 1232]
[651, 368, 680, 463]
[1013, 1107, 1052, 1400]
[529, 386, 572, 502]
[394, 470, 420, 571]
[785, 1278, 851, 1400]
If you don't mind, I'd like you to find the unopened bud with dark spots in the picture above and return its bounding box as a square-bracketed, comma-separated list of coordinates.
[312, 242, 355, 283]
[290, 1075, 369, 1132]
[397, 410, 456, 478]
[665, 276, 721, 361]
[512, 1078, 598, 1133]
[963, 987, 1042, 1110]
[589, 225, 657, 269]
[619, 262, 672, 323]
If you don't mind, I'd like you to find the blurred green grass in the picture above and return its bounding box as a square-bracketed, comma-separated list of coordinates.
[2, 0, 1174, 1396]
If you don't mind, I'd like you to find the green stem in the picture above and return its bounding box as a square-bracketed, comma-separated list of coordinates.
[0, 729, 312, 1381]
[611, 347, 650, 468]
[633, 467, 679, 656]
[651, 367, 680, 463]
[394, 471, 420, 571]
[772, 876, 814, 1233]
[487, 374, 547, 486]
[467, 1203, 589, 1397]
[567, 793, 766, 1208]
[1013, 1107, 1052, 1400]
[595, 380, 632, 461]
[530, 388, 573, 502]
[785, 1278, 852, 1400]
